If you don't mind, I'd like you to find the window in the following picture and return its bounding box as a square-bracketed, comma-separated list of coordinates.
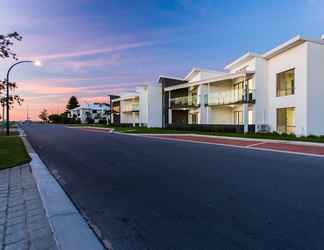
[233, 82, 244, 102]
[277, 69, 295, 97]
[277, 107, 296, 134]
[234, 111, 243, 125]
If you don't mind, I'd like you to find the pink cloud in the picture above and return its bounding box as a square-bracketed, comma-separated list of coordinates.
[22, 41, 157, 61]
[61, 54, 121, 70]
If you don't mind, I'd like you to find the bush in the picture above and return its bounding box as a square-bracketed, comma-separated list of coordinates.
[98, 119, 107, 124]
[308, 134, 319, 139]
[86, 117, 94, 124]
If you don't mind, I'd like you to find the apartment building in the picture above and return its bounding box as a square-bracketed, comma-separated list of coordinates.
[160, 35, 324, 136]
[68, 103, 110, 124]
[111, 84, 162, 127]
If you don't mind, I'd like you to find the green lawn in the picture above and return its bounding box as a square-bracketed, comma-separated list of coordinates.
[0, 136, 31, 170]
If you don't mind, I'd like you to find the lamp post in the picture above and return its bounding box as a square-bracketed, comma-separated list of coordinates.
[5, 60, 41, 136]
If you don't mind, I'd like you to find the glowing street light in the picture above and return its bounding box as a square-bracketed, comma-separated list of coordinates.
[5, 60, 42, 135]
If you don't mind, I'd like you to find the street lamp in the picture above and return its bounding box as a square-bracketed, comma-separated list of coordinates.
[5, 60, 41, 135]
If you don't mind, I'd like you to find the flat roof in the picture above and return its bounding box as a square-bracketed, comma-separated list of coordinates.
[225, 35, 324, 70]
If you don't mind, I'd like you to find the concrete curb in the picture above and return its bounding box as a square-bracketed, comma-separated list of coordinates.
[20, 131, 105, 250]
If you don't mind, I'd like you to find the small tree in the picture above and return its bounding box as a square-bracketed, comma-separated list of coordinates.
[0, 81, 24, 111]
[0, 32, 23, 126]
[39, 109, 48, 123]
[66, 96, 80, 111]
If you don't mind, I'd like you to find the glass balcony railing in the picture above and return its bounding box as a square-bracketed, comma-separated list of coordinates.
[208, 89, 255, 106]
[121, 104, 140, 112]
[170, 95, 199, 108]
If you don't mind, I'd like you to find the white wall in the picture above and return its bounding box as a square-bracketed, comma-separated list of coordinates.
[121, 112, 139, 124]
[138, 87, 148, 125]
[306, 42, 324, 135]
[267, 43, 308, 136]
[254, 57, 269, 129]
[208, 106, 234, 124]
[147, 85, 162, 127]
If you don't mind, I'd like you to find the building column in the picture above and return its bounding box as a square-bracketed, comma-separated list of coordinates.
[243, 74, 249, 133]
[168, 109, 172, 124]
[132, 112, 136, 127]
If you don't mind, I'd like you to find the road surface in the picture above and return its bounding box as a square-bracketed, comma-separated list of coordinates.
[23, 124, 324, 250]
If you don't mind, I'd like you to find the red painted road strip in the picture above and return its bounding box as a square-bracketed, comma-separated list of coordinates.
[149, 135, 324, 156]
[150, 135, 259, 147]
[78, 128, 113, 133]
[252, 142, 324, 155]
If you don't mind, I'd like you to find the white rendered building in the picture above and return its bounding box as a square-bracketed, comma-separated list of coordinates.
[161, 35, 324, 136]
[111, 84, 162, 127]
[68, 103, 110, 124]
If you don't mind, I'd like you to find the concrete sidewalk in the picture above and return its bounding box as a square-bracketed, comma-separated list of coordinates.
[19, 130, 106, 250]
[0, 165, 57, 250]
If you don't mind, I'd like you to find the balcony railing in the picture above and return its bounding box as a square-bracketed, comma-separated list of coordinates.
[170, 95, 199, 108]
[208, 89, 255, 106]
[121, 104, 139, 112]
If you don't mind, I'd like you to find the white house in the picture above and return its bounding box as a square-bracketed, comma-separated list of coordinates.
[111, 84, 162, 127]
[160, 35, 324, 136]
[68, 103, 110, 124]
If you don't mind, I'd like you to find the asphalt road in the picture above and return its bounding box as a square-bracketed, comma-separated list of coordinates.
[23, 124, 324, 250]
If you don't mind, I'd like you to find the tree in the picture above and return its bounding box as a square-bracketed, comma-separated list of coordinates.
[0, 81, 24, 111]
[66, 96, 80, 111]
[0, 32, 23, 123]
[0, 32, 22, 60]
[39, 109, 48, 123]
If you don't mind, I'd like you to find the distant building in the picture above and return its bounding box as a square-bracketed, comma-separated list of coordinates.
[68, 103, 110, 124]
[111, 84, 162, 127]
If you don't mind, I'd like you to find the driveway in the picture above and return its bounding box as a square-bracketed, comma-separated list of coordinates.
[23, 124, 324, 250]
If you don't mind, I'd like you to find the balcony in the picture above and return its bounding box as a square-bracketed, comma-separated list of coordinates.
[208, 89, 255, 106]
[121, 103, 139, 112]
[170, 95, 199, 109]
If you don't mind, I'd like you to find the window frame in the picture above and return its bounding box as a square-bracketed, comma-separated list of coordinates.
[276, 107, 296, 134]
[276, 68, 295, 97]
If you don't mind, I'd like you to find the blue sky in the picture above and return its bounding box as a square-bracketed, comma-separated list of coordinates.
[0, 0, 323, 119]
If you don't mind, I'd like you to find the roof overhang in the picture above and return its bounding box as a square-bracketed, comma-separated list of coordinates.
[184, 68, 225, 81]
[225, 52, 261, 71]
[164, 71, 254, 91]
[262, 35, 306, 59]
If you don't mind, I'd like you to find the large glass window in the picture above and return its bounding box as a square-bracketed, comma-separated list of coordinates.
[233, 82, 244, 102]
[277, 69, 295, 97]
[234, 111, 243, 125]
[277, 107, 296, 134]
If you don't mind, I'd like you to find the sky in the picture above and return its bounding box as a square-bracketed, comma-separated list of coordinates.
[0, 0, 323, 120]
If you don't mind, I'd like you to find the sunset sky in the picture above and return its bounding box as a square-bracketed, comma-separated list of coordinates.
[1, 0, 323, 120]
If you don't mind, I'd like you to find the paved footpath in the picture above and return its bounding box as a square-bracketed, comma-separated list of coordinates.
[0, 165, 57, 250]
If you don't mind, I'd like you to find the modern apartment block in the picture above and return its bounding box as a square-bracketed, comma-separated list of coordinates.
[110, 84, 162, 127]
[159, 35, 324, 136]
[68, 103, 110, 124]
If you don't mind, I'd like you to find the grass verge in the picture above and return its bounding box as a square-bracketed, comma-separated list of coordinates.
[0, 136, 31, 170]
